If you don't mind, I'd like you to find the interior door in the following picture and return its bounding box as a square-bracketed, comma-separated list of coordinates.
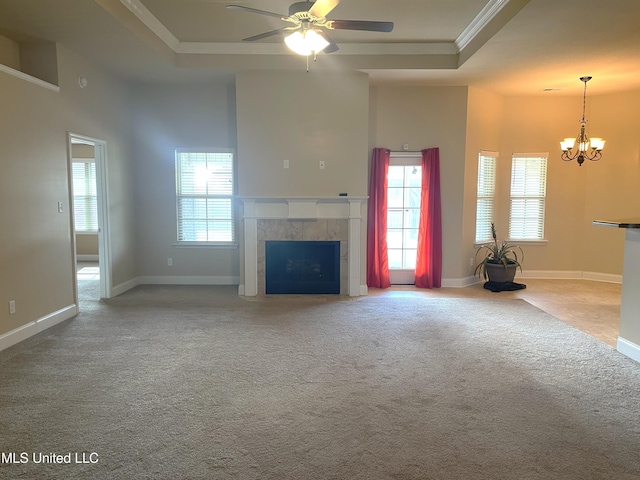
[387, 153, 422, 285]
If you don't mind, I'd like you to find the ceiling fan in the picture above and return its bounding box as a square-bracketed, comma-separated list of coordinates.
[226, 0, 394, 55]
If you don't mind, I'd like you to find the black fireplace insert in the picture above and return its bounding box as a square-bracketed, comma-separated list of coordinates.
[265, 240, 340, 294]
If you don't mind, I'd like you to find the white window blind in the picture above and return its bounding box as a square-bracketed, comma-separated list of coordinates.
[509, 153, 548, 240]
[72, 160, 98, 232]
[476, 151, 497, 242]
[175, 149, 235, 243]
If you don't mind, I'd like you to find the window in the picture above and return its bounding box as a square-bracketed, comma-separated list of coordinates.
[387, 159, 421, 271]
[72, 160, 98, 232]
[475, 151, 497, 242]
[175, 149, 235, 243]
[509, 153, 548, 240]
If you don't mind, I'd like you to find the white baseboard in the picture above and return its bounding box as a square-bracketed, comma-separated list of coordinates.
[440, 271, 622, 288]
[617, 337, 640, 364]
[111, 276, 240, 298]
[0, 305, 77, 352]
[125, 271, 621, 297]
[519, 270, 622, 283]
[112, 277, 140, 297]
[137, 276, 240, 286]
[518, 270, 583, 280]
[582, 271, 623, 283]
[442, 276, 479, 288]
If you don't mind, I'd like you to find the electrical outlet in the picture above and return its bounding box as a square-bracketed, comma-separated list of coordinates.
[9, 300, 16, 314]
[319, 160, 325, 170]
[57, 202, 63, 213]
[167, 258, 173, 267]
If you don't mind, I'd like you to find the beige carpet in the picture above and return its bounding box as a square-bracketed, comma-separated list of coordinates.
[1, 285, 639, 479]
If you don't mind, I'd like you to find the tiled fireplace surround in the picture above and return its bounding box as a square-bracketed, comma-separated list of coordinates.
[239, 197, 367, 296]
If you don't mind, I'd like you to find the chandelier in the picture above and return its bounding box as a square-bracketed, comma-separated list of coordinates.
[560, 76, 605, 166]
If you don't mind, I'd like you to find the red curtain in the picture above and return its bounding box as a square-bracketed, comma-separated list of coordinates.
[366, 148, 391, 288]
[415, 148, 442, 288]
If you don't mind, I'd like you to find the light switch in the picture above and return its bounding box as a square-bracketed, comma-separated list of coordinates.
[283, 159, 289, 169]
[58, 202, 63, 213]
[319, 160, 325, 170]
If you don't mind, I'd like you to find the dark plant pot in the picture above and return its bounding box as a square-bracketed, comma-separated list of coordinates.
[485, 262, 517, 283]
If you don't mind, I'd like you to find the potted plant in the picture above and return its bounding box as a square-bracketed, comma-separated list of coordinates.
[474, 223, 524, 283]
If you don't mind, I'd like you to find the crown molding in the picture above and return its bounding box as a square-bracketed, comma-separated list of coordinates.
[97, 0, 527, 70]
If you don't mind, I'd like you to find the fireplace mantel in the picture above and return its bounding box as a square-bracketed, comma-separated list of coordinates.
[240, 196, 367, 220]
[239, 196, 367, 296]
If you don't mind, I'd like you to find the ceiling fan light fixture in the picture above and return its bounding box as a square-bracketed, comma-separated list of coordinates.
[284, 29, 329, 56]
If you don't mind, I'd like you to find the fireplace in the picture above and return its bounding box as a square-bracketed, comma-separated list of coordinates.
[265, 241, 340, 294]
[239, 196, 367, 297]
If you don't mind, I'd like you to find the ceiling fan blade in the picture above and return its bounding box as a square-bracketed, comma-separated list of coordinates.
[226, 5, 286, 20]
[309, 0, 340, 18]
[317, 30, 339, 53]
[328, 19, 394, 32]
[243, 27, 290, 42]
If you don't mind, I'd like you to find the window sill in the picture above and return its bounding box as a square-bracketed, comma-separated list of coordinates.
[474, 239, 548, 247]
[173, 242, 238, 248]
[508, 239, 548, 245]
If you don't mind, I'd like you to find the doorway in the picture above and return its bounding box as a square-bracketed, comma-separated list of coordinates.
[68, 133, 112, 305]
[387, 153, 422, 285]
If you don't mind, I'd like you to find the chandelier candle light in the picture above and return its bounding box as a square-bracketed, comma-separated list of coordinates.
[560, 76, 605, 166]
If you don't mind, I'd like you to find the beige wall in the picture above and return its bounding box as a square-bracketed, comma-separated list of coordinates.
[583, 91, 640, 274]
[57, 47, 137, 289]
[236, 70, 370, 285]
[464, 88, 505, 276]
[131, 80, 240, 279]
[236, 71, 370, 197]
[0, 45, 135, 338]
[20, 41, 59, 86]
[0, 34, 20, 70]
[367, 85, 640, 282]
[72, 144, 94, 159]
[498, 93, 640, 276]
[499, 95, 588, 272]
[368, 85, 469, 280]
[3, 35, 640, 345]
[76, 234, 99, 256]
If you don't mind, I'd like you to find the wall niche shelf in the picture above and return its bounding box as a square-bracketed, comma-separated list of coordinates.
[0, 63, 60, 92]
[0, 34, 60, 92]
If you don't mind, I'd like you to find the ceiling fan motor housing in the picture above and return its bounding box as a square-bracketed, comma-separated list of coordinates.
[289, 1, 315, 17]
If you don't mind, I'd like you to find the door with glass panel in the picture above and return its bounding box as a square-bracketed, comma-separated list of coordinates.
[387, 157, 422, 284]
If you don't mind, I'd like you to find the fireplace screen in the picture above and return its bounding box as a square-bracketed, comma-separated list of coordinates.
[265, 241, 340, 294]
